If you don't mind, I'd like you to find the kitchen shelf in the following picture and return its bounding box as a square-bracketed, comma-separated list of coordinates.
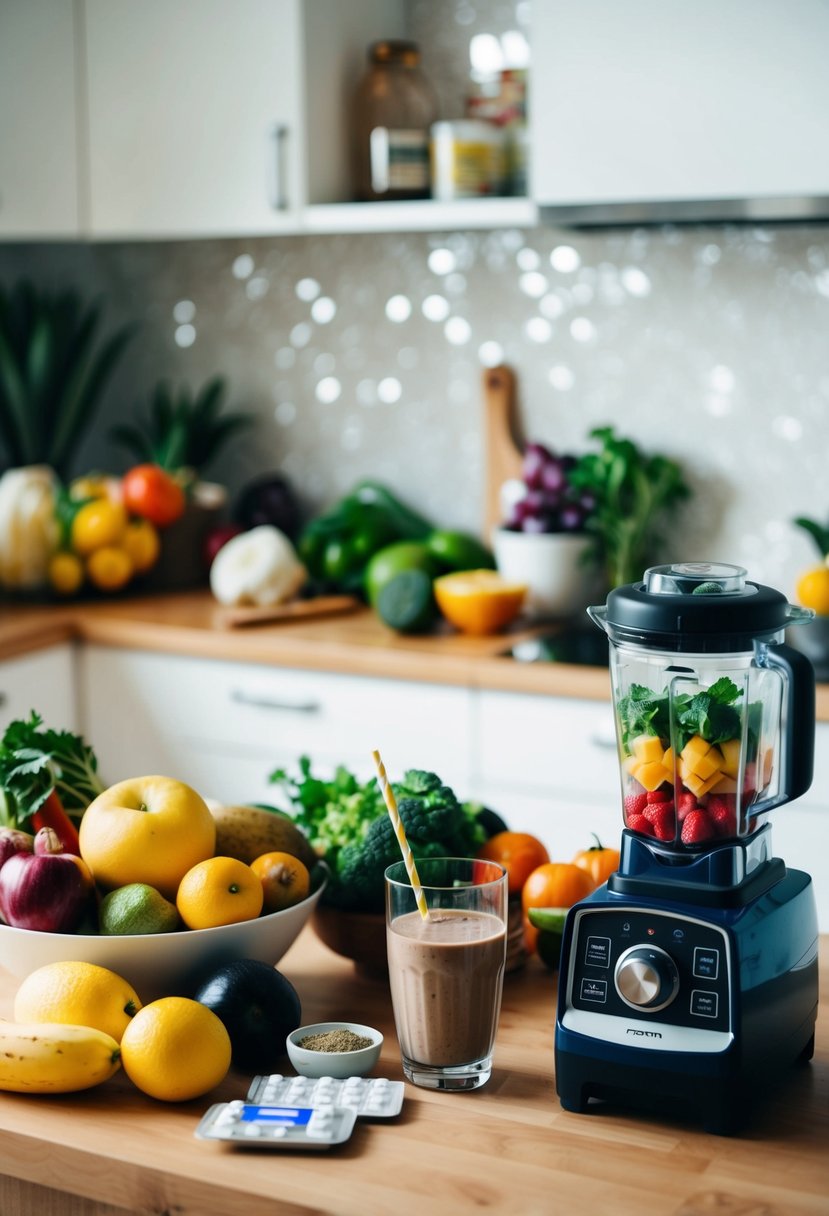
[303, 197, 538, 234]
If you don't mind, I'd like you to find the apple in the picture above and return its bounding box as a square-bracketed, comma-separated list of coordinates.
[79, 775, 216, 899]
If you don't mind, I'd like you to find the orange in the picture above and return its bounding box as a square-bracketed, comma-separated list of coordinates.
[476, 831, 550, 896]
[122, 518, 161, 574]
[120, 996, 231, 1101]
[176, 856, 264, 929]
[48, 550, 84, 596]
[521, 862, 593, 955]
[250, 851, 311, 913]
[86, 545, 133, 592]
[433, 569, 527, 635]
[71, 498, 128, 555]
[796, 565, 829, 616]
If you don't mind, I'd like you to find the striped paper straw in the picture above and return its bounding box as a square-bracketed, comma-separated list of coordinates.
[372, 749, 430, 921]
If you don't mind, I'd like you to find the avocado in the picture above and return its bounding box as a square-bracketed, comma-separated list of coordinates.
[192, 958, 302, 1073]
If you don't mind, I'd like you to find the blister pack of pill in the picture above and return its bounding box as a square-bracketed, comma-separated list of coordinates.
[195, 1100, 357, 1150]
[246, 1073, 404, 1118]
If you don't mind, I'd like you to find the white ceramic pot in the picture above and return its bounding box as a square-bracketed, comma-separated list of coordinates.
[492, 528, 597, 620]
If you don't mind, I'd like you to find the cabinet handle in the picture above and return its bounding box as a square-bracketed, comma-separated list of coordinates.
[269, 124, 289, 211]
[231, 689, 320, 715]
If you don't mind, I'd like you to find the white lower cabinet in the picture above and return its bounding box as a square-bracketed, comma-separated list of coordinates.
[472, 690, 621, 861]
[0, 644, 77, 734]
[75, 644, 829, 930]
[79, 646, 473, 807]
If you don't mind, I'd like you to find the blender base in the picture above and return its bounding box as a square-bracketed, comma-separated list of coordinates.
[554, 862, 819, 1135]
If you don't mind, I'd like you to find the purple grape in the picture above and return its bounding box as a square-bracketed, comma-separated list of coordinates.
[540, 461, 566, 494]
[578, 491, 597, 513]
[521, 442, 557, 490]
[522, 513, 550, 534]
[559, 503, 586, 532]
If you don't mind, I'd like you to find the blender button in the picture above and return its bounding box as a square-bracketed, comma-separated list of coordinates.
[579, 977, 608, 1003]
[693, 947, 719, 980]
[690, 989, 719, 1018]
[584, 936, 612, 967]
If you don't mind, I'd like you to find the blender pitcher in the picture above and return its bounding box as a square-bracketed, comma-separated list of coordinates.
[589, 562, 815, 882]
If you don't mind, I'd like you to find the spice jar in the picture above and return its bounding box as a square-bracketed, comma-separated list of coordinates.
[352, 40, 438, 201]
[430, 119, 507, 201]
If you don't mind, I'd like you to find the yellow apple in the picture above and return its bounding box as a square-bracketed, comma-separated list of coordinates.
[79, 776, 216, 900]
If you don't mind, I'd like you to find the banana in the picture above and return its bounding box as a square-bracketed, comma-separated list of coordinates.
[0, 1019, 121, 1093]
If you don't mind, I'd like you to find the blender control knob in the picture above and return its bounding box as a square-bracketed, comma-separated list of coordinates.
[614, 945, 679, 1012]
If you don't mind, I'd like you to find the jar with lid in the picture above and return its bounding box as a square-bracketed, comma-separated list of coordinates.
[352, 40, 438, 202]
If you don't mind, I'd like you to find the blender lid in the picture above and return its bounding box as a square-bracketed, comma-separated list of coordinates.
[598, 561, 805, 652]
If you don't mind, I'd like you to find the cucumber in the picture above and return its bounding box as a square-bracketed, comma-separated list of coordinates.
[376, 568, 437, 634]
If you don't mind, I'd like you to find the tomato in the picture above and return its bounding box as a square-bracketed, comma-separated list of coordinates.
[572, 836, 621, 890]
[477, 831, 550, 896]
[122, 464, 186, 529]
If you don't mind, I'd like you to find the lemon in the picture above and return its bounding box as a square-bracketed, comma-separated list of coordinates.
[71, 498, 128, 556]
[796, 565, 829, 616]
[13, 961, 142, 1043]
[120, 997, 232, 1101]
[99, 883, 181, 936]
[48, 550, 84, 596]
[433, 569, 527, 635]
[122, 518, 161, 574]
[86, 545, 134, 592]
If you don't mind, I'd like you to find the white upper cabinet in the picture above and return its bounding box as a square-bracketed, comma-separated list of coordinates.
[85, 0, 305, 238]
[0, 0, 81, 239]
[530, 0, 829, 223]
[84, 0, 405, 238]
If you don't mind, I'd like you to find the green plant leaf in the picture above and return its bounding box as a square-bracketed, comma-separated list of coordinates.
[49, 319, 135, 477]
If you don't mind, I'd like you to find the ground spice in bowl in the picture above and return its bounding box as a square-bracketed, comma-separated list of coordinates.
[299, 1029, 373, 1053]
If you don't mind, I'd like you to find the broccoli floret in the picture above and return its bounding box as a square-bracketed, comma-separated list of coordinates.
[396, 769, 442, 796]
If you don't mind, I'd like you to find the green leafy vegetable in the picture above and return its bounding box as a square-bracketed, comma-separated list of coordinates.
[270, 758, 495, 912]
[0, 712, 106, 832]
[617, 677, 750, 758]
[569, 426, 691, 588]
[793, 514, 829, 559]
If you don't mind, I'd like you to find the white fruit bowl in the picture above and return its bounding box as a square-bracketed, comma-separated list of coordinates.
[0, 868, 326, 1003]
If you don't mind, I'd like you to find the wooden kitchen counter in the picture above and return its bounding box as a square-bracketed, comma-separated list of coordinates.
[4, 589, 829, 717]
[0, 930, 826, 1216]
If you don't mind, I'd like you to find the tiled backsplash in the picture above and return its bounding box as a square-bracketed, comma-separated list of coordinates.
[1, 1, 827, 603]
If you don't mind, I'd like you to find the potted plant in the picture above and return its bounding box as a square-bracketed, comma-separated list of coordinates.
[0, 280, 133, 593]
[109, 376, 253, 589]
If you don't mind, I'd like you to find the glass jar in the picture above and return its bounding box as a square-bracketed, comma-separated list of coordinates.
[352, 40, 438, 202]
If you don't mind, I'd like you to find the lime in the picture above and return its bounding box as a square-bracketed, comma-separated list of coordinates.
[426, 529, 495, 573]
[527, 906, 569, 971]
[376, 568, 437, 633]
[99, 883, 181, 936]
[364, 541, 436, 607]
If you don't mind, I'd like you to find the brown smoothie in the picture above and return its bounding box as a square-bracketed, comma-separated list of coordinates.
[387, 908, 507, 1068]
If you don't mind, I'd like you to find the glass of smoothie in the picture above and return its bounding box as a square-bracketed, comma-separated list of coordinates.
[385, 856, 508, 1091]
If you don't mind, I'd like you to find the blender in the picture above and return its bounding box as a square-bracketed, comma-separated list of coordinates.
[554, 562, 819, 1134]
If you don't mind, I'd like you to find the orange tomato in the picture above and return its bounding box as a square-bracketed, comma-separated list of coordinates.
[122, 464, 186, 529]
[477, 831, 550, 896]
[572, 837, 621, 890]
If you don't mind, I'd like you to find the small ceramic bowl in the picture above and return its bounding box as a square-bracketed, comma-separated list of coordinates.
[286, 1021, 383, 1079]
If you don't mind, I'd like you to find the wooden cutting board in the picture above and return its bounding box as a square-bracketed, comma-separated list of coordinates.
[215, 594, 361, 629]
[483, 364, 524, 536]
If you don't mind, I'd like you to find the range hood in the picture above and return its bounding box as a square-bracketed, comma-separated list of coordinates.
[530, 0, 829, 228]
